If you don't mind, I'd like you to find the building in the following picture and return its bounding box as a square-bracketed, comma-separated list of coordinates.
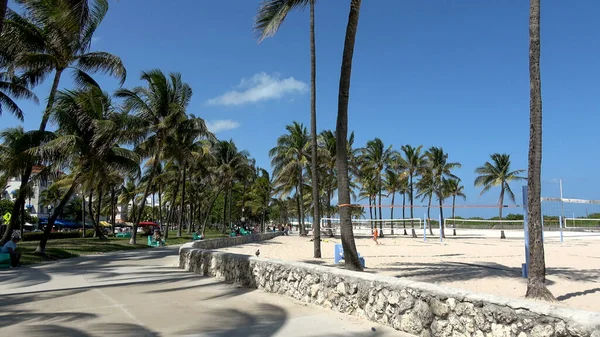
[2, 166, 54, 219]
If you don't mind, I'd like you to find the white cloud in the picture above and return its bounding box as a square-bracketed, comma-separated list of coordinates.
[206, 119, 240, 133]
[206, 72, 307, 106]
[91, 36, 100, 43]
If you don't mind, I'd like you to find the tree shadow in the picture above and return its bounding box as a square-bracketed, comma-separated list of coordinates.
[0, 247, 183, 290]
[17, 323, 160, 337]
[556, 287, 600, 302]
[175, 303, 287, 337]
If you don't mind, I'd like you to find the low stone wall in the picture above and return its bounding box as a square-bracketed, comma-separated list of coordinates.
[178, 232, 282, 254]
[179, 248, 600, 337]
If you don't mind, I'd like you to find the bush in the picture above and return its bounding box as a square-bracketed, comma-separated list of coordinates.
[22, 230, 96, 241]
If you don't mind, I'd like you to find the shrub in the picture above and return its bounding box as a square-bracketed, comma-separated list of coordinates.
[22, 230, 96, 241]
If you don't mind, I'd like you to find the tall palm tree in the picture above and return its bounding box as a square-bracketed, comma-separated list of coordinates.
[0, 0, 125, 244]
[116, 70, 190, 244]
[0, 127, 53, 245]
[446, 178, 466, 236]
[474, 153, 524, 239]
[336, 0, 362, 271]
[400, 144, 426, 237]
[32, 85, 139, 253]
[247, 168, 273, 233]
[213, 140, 249, 233]
[255, 0, 321, 258]
[270, 122, 309, 235]
[416, 172, 435, 236]
[359, 138, 394, 236]
[425, 147, 460, 238]
[383, 169, 402, 234]
[526, 0, 554, 301]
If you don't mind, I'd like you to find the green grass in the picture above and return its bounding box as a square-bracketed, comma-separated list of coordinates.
[16, 228, 227, 265]
[18, 238, 151, 265]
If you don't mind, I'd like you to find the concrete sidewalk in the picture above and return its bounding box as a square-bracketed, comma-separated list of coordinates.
[0, 246, 407, 336]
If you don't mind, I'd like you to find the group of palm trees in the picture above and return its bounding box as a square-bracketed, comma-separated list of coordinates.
[0, 1, 268, 255]
[0, 0, 553, 301]
[269, 122, 529, 240]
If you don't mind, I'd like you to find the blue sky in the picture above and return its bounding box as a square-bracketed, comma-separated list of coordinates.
[3, 0, 600, 218]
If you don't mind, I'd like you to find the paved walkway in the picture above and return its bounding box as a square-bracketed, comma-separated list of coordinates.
[0, 246, 406, 336]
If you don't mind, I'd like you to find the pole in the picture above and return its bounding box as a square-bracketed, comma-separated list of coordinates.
[522, 185, 529, 278]
[559, 179, 565, 223]
[423, 213, 427, 242]
[439, 213, 443, 243]
[559, 215, 564, 243]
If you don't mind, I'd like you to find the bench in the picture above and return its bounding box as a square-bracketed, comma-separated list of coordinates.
[116, 232, 131, 238]
[0, 253, 10, 268]
[192, 233, 203, 240]
[334, 243, 365, 268]
[147, 236, 165, 247]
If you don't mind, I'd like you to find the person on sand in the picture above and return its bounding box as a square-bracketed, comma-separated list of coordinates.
[372, 228, 381, 245]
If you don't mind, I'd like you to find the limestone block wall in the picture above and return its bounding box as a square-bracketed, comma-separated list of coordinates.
[179, 248, 600, 337]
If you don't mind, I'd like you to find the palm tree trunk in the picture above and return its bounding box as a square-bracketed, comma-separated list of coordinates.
[222, 183, 228, 233]
[227, 188, 233, 230]
[152, 192, 155, 223]
[88, 190, 105, 239]
[368, 195, 373, 229]
[178, 165, 185, 237]
[296, 193, 301, 233]
[308, 0, 321, 256]
[158, 184, 163, 231]
[111, 187, 116, 235]
[439, 194, 445, 238]
[452, 194, 456, 236]
[298, 169, 306, 236]
[336, 0, 363, 271]
[378, 174, 384, 237]
[95, 186, 105, 239]
[525, 0, 554, 301]
[390, 191, 395, 234]
[165, 176, 180, 240]
[427, 193, 433, 236]
[35, 184, 77, 254]
[499, 187, 506, 239]
[326, 187, 333, 237]
[201, 188, 223, 236]
[402, 192, 407, 235]
[131, 151, 161, 244]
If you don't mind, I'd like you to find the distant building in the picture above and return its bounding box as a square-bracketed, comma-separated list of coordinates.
[2, 166, 54, 218]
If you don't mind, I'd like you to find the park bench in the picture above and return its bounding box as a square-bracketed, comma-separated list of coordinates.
[239, 228, 251, 235]
[192, 233, 203, 240]
[334, 243, 365, 268]
[116, 232, 131, 238]
[0, 253, 10, 268]
[147, 236, 165, 247]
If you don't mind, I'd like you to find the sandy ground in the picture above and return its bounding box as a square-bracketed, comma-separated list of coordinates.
[219, 229, 600, 312]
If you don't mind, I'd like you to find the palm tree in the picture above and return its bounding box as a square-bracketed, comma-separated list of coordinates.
[383, 169, 401, 234]
[425, 147, 460, 238]
[32, 85, 139, 253]
[400, 144, 426, 237]
[446, 178, 466, 236]
[247, 168, 273, 233]
[359, 138, 394, 236]
[116, 70, 191, 244]
[526, 0, 554, 301]
[270, 122, 309, 235]
[416, 172, 435, 236]
[0, 127, 53, 245]
[255, 0, 321, 258]
[336, 0, 362, 271]
[0, 0, 125, 244]
[474, 153, 525, 239]
[213, 140, 249, 233]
